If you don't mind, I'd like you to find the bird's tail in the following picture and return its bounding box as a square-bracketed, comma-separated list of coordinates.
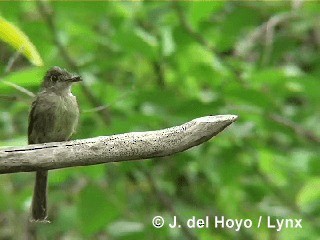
[30, 170, 50, 223]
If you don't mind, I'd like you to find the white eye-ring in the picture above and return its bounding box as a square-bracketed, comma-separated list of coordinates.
[51, 75, 58, 81]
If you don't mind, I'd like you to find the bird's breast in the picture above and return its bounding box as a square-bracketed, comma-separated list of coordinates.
[53, 95, 79, 139]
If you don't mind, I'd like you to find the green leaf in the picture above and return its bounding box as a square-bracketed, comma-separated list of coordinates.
[297, 178, 320, 211]
[160, 26, 175, 57]
[0, 67, 44, 95]
[113, 25, 159, 59]
[77, 184, 119, 236]
[0, 16, 43, 66]
[188, 2, 225, 28]
[108, 221, 144, 238]
[259, 149, 287, 186]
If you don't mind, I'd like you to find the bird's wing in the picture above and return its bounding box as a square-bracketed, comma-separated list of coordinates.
[28, 100, 37, 144]
[28, 93, 57, 144]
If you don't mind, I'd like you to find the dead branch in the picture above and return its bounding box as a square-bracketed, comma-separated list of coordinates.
[0, 115, 237, 174]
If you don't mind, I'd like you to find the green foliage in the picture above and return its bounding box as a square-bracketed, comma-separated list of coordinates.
[0, 1, 319, 239]
[77, 184, 119, 236]
[0, 16, 43, 66]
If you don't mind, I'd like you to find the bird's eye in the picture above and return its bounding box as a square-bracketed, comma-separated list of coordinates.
[51, 75, 58, 81]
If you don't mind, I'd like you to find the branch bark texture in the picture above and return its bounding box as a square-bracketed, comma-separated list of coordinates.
[0, 115, 237, 174]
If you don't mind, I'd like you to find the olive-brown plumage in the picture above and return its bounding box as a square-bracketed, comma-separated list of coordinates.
[28, 66, 81, 222]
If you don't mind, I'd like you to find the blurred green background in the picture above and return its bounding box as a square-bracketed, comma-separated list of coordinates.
[0, 1, 319, 239]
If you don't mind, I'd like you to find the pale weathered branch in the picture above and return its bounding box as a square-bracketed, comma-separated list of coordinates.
[0, 115, 237, 174]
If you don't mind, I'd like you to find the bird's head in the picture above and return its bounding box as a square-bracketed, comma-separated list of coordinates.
[42, 66, 81, 92]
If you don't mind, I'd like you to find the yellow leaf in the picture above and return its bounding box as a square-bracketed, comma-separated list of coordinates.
[0, 16, 44, 66]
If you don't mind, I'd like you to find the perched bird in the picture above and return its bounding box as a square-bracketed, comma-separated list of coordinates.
[28, 66, 81, 222]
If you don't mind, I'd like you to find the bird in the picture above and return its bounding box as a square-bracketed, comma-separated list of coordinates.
[28, 66, 81, 222]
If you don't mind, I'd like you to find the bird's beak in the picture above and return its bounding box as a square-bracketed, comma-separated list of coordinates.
[67, 76, 82, 83]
